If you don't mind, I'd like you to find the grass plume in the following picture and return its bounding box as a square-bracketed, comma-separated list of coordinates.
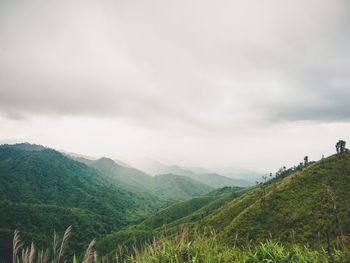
[12, 230, 22, 263]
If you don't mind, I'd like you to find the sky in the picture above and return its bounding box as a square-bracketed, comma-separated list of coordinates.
[1, 0, 350, 173]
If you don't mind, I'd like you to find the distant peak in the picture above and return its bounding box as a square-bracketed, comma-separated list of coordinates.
[0, 142, 46, 151]
[98, 157, 114, 162]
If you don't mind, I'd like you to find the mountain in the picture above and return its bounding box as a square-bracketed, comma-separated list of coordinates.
[96, 152, 350, 258]
[153, 174, 213, 201]
[95, 186, 245, 257]
[217, 167, 263, 182]
[74, 157, 213, 201]
[0, 144, 163, 261]
[183, 172, 252, 188]
[209, 153, 350, 247]
[75, 157, 155, 193]
[0, 143, 216, 260]
[62, 150, 133, 168]
[132, 158, 252, 187]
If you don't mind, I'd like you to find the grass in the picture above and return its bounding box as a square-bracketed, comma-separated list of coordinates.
[10, 227, 350, 263]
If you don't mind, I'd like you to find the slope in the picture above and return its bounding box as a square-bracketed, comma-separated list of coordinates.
[0, 144, 163, 261]
[98, 152, 350, 257]
[213, 153, 350, 247]
[153, 174, 213, 201]
[95, 187, 245, 257]
[76, 157, 155, 192]
[76, 157, 214, 201]
[132, 158, 252, 187]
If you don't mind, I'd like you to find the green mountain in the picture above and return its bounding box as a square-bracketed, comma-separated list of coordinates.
[153, 174, 213, 201]
[132, 158, 252, 187]
[0, 144, 162, 261]
[95, 186, 244, 257]
[184, 172, 252, 188]
[75, 157, 155, 192]
[210, 153, 350, 247]
[75, 157, 213, 201]
[5, 142, 350, 262]
[96, 152, 350, 259]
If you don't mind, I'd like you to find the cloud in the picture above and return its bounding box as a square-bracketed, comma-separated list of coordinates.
[0, 0, 349, 129]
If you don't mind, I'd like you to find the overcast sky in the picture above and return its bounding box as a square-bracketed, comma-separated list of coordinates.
[1, 0, 350, 173]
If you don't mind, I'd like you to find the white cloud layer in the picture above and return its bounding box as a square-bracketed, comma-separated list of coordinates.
[1, 0, 350, 172]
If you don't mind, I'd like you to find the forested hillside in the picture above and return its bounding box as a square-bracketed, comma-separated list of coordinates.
[75, 157, 214, 201]
[0, 144, 162, 261]
[132, 158, 252, 187]
[4, 143, 350, 262]
[0, 143, 217, 261]
[94, 151, 350, 261]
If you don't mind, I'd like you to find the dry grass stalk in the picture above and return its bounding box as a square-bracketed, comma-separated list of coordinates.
[13, 230, 22, 263]
[37, 249, 48, 263]
[29, 242, 35, 263]
[93, 251, 98, 263]
[53, 231, 58, 263]
[82, 239, 96, 263]
[22, 247, 29, 263]
[56, 226, 72, 263]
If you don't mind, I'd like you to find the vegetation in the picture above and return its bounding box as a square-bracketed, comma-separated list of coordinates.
[76, 157, 214, 201]
[3, 141, 350, 262]
[10, 227, 350, 263]
[93, 148, 350, 260]
[0, 143, 214, 261]
[0, 144, 163, 261]
[213, 152, 350, 248]
[153, 174, 213, 201]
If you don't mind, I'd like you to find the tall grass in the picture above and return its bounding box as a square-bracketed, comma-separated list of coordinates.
[122, 228, 346, 263]
[10, 227, 350, 263]
[12, 226, 75, 263]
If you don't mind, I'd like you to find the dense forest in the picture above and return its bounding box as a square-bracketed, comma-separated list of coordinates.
[0, 144, 212, 260]
[1, 142, 350, 262]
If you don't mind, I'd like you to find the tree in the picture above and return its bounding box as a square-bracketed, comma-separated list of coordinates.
[335, 140, 346, 157]
[304, 156, 308, 167]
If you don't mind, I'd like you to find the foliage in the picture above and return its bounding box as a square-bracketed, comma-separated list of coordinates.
[124, 230, 348, 263]
[214, 153, 350, 248]
[96, 151, 350, 258]
[77, 157, 214, 201]
[0, 145, 163, 261]
[153, 174, 213, 201]
[11, 228, 349, 263]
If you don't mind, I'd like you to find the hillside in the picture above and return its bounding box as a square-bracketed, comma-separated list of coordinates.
[96, 152, 350, 259]
[132, 158, 252, 187]
[162, 152, 350, 248]
[153, 174, 213, 201]
[4, 144, 350, 261]
[0, 144, 163, 261]
[76, 157, 155, 192]
[76, 157, 214, 201]
[95, 187, 245, 257]
[186, 172, 252, 188]
[213, 153, 350, 247]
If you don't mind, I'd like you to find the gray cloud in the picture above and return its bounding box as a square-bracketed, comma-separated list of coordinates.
[1, 0, 350, 129]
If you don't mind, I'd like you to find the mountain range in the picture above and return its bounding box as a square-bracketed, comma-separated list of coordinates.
[1, 142, 350, 262]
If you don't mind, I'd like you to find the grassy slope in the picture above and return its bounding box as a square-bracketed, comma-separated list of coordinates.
[95, 187, 244, 257]
[216, 153, 350, 246]
[98, 152, 350, 257]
